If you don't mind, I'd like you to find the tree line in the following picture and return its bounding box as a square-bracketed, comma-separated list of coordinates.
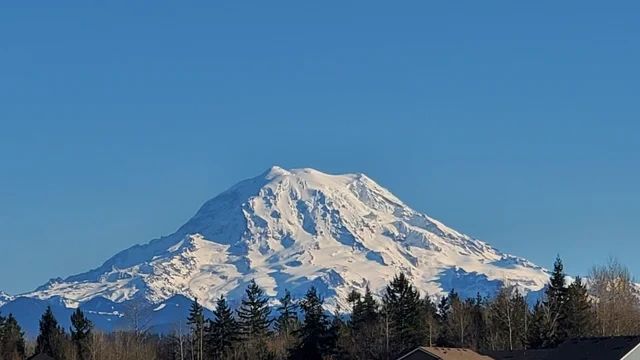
[2, 256, 640, 360]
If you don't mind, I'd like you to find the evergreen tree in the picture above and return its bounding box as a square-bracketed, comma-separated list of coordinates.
[541, 255, 569, 347]
[347, 286, 383, 359]
[359, 285, 379, 324]
[327, 308, 344, 358]
[0, 313, 26, 360]
[563, 277, 594, 338]
[70, 307, 93, 360]
[187, 298, 205, 360]
[275, 289, 298, 335]
[511, 290, 529, 350]
[36, 306, 66, 358]
[382, 273, 425, 358]
[290, 286, 332, 360]
[207, 295, 240, 359]
[436, 294, 453, 346]
[237, 280, 271, 339]
[470, 293, 487, 351]
[527, 300, 546, 349]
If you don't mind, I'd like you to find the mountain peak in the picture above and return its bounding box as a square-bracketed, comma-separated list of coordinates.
[19, 166, 550, 317]
[0, 291, 13, 307]
[262, 165, 291, 179]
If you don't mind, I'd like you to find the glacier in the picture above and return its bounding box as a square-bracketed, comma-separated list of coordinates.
[0, 166, 550, 336]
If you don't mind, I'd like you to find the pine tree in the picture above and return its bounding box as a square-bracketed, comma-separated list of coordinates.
[36, 306, 66, 358]
[275, 289, 298, 335]
[290, 286, 332, 360]
[542, 255, 568, 347]
[327, 308, 344, 358]
[527, 300, 546, 349]
[511, 290, 529, 350]
[346, 285, 382, 359]
[436, 294, 453, 346]
[382, 273, 425, 358]
[0, 313, 26, 360]
[207, 295, 240, 359]
[359, 285, 379, 324]
[187, 298, 205, 360]
[70, 307, 93, 360]
[563, 277, 593, 338]
[470, 293, 487, 351]
[237, 280, 271, 339]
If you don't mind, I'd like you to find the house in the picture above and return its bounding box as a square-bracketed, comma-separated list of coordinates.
[398, 347, 495, 360]
[27, 354, 56, 360]
[483, 349, 553, 360]
[550, 336, 640, 360]
[485, 336, 640, 360]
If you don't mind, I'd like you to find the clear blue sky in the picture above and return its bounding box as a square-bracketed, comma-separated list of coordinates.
[1, 2, 638, 294]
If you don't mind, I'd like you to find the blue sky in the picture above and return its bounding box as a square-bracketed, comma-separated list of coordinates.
[1, 1, 639, 294]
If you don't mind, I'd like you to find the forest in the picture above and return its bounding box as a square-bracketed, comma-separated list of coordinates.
[1, 256, 639, 360]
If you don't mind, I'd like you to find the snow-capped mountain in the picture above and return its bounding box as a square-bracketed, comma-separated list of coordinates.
[0, 291, 13, 307]
[1, 166, 550, 335]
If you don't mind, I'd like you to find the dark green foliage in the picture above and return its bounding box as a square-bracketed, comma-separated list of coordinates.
[236, 280, 273, 359]
[290, 286, 332, 360]
[206, 295, 240, 359]
[382, 273, 425, 358]
[470, 293, 487, 350]
[563, 277, 594, 338]
[5, 256, 620, 359]
[275, 289, 299, 335]
[187, 298, 205, 360]
[527, 300, 546, 349]
[36, 306, 66, 358]
[70, 307, 93, 360]
[341, 286, 384, 359]
[354, 285, 379, 326]
[0, 313, 26, 360]
[436, 294, 454, 346]
[237, 280, 272, 339]
[542, 256, 569, 347]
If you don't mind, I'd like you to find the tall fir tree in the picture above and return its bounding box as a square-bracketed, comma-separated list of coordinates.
[36, 306, 66, 358]
[511, 290, 529, 350]
[470, 293, 487, 351]
[187, 298, 205, 360]
[358, 285, 379, 325]
[563, 276, 594, 338]
[275, 289, 298, 335]
[527, 300, 546, 349]
[382, 273, 425, 358]
[70, 307, 93, 360]
[207, 295, 240, 359]
[290, 286, 332, 360]
[0, 313, 26, 360]
[436, 294, 454, 346]
[541, 255, 569, 347]
[237, 280, 272, 339]
[347, 285, 383, 359]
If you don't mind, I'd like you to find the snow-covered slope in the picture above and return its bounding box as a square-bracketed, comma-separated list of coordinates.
[5, 166, 550, 333]
[0, 291, 13, 307]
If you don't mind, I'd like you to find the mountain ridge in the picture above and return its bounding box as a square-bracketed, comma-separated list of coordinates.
[1, 166, 550, 335]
